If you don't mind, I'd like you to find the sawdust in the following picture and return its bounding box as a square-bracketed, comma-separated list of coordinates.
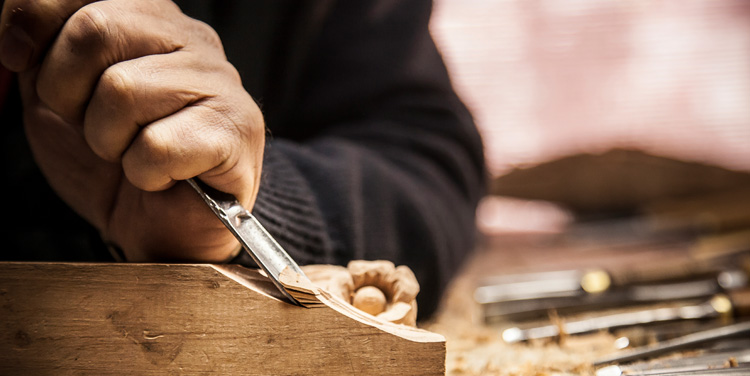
[423, 245, 618, 376]
[726, 356, 739, 367]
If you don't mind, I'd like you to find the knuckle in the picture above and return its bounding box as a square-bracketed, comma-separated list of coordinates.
[192, 20, 223, 51]
[63, 5, 113, 52]
[135, 127, 173, 170]
[83, 65, 139, 162]
[220, 60, 243, 85]
[97, 64, 138, 107]
[218, 91, 264, 134]
[122, 128, 172, 190]
[83, 126, 117, 162]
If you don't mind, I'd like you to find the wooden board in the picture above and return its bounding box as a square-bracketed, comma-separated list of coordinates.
[0, 262, 445, 375]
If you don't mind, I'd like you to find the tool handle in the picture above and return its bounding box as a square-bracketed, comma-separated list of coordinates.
[608, 261, 719, 287]
[728, 288, 750, 316]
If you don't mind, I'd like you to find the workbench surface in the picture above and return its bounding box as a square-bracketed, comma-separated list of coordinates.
[424, 232, 748, 375]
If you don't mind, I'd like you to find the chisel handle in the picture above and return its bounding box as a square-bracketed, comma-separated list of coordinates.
[728, 288, 750, 316]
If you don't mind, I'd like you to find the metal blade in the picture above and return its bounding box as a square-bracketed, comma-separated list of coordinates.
[596, 347, 750, 376]
[593, 321, 750, 366]
[502, 295, 733, 343]
[187, 178, 310, 306]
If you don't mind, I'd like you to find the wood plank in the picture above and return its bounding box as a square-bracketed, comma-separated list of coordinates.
[0, 262, 445, 375]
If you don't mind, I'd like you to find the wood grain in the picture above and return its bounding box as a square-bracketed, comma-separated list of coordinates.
[0, 262, 445, 375]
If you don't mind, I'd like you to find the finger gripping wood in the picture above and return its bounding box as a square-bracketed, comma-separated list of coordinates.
[0, 262, 445, 375]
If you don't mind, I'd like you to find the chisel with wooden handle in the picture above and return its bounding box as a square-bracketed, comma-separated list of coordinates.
[596, 347, 750, 375]
[502, 288, 750, 343]
[593, 320, 750, 367]
[482, 269, 747, 322]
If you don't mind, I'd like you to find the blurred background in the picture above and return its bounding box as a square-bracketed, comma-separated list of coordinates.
[426, 3, 750, 372]
[429, 0, 750, 234]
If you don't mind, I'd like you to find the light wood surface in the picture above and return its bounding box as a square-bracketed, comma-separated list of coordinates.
[0, 262, 444, 375]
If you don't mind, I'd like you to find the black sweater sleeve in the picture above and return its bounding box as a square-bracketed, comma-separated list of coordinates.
[241, 0, 487, 318]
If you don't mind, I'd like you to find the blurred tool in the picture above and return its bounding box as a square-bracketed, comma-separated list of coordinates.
[475, 268, 611, 303]
[596, 347, 750, 376]
[598, 364, 750, 376]
[592, 321, 750, 367]
[643, 188, 750, 237]
[692, 229, 750, 261]
[503, 295, 728, 343]
[502, 288, 750, 343]
[611, 320, 738, 349]
[480, 268, 747, 322]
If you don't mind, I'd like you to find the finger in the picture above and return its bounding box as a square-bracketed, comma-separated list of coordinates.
[121, 104, 235, 191]
[83, 51, 218, 163]
[120, 94, 264, 205]
[36, 0, 204, 123]
[0, 0, 95, 72]
[106, 182, 243, 263]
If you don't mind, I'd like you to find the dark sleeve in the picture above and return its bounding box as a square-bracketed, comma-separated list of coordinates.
[240, 0, 487, 318]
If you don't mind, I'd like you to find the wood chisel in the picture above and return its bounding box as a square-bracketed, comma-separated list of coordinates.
[502, 287, 750, 343]
[599, 364, 750, 376]
[480, 269, 747, 322]
[187, 178, 311, 306]
[596, 347, 750, 376]
[592, 320, 750, 367]
[475, 269, 612, 304]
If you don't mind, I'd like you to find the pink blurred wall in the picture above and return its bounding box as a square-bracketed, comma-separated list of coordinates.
[431, 0, 750, 176]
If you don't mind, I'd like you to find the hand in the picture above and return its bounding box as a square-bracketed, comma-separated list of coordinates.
[0, 0, 265, 261]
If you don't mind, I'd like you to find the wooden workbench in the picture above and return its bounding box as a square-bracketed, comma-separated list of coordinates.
[424, 231, 749, 375]
[0, 262, 445, 375]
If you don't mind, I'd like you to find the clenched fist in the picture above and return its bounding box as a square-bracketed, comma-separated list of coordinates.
[0, 0, 265, 261]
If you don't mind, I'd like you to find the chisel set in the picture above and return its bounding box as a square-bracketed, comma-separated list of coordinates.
[475, 244, 750, 373]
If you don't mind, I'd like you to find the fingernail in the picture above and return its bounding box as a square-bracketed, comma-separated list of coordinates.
[0, 26, 34, 72]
